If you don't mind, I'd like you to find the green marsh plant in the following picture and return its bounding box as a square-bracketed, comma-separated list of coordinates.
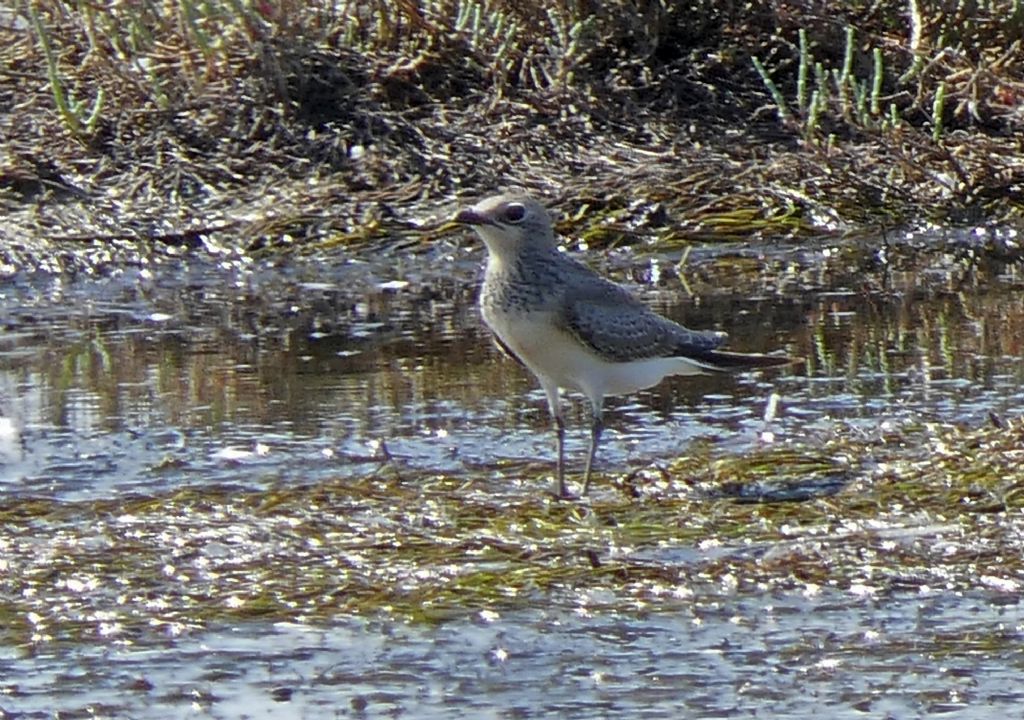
[28, 4, 105, 140]
[753, 24, 928, 143]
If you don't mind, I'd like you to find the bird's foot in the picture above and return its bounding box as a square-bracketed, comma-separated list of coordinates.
[549, 486, 577, 501]
[549, 480, 589, 501]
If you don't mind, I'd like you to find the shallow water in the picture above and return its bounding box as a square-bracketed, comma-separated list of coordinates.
[2, 238, 1021, 502]
[6, 590, 1024, 719]
[1, 229, 1023, 716]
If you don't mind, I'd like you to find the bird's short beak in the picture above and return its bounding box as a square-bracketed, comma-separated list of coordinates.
[454, 208, 496, 226]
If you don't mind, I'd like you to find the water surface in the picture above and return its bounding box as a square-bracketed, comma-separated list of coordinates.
[1, 228, 1022, 717]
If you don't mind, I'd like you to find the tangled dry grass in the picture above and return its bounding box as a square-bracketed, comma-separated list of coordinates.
[2, 0, 1024, 268]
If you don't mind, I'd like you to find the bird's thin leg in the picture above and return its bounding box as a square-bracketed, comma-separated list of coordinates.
[581, 405, 604, 496]
[542, 381, 570, 498]
[554, 414, 567, 498]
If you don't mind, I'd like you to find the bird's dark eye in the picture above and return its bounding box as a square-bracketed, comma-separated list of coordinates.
[503, 203, 526, 223]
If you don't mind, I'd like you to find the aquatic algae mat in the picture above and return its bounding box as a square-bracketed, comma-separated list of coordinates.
[2, 417, 1022, 643]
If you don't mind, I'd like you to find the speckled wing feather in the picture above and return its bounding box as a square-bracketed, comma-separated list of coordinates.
[560, 280, 727, 363]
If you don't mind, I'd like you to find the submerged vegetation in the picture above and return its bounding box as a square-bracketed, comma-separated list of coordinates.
[2, 1, 1024, 263]
[1, 418, 1022, 643]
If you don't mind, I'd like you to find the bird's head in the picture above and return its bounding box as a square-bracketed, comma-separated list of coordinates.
[455, 193, 557, 261]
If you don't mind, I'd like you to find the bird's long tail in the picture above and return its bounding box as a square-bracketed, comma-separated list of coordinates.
[691, 350, 795, 373]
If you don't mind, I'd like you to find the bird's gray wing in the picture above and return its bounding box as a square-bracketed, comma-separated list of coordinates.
[560, 281, 726, 363]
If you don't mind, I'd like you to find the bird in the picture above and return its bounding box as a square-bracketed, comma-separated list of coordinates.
[455, 192, 791, 498]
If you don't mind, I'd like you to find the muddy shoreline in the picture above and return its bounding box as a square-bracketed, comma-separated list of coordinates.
[3, 2, 1023, 274]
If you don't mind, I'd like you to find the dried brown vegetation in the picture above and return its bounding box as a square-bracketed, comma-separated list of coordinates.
[2, 1, 1024, 266]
